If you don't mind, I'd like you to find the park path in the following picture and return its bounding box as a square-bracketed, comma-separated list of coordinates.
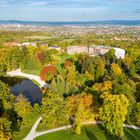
[7, 68, 49, 88]
[23, 116, 140, 140]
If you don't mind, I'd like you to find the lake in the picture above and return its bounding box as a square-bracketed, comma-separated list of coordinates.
[0, 77, 42, 105]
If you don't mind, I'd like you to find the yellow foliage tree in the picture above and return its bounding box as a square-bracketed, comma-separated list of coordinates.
[111, 63, 122, 75]
[67, 94, 94, 135]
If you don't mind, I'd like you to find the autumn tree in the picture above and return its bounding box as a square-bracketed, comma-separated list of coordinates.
[0, 118, 12, 140]
[99, 92, 129, 137]
[111, 63, 122, 75]
[104, 49, 117, 64]
[0, 81, 15, 140]
[0, 81, 14, 110]
[122, 56, 136, 77]
[112, 79, 137, 124]
[92, 81, 112, 94]
[77, 54, 105, 82]
[135, 55, 140, 74]
[42, 91, 67, 128]
[136, 102, 140, 126]
[50, 64, 78, 96]
[50, 75, 68, 95]
[92, 56, 105, 81]
[67, 94, 93, 135]
[0, 47, 24, 72]
[0, 49, 7, 73]
[40, 65, 57, 82]
[14, 95, 32, 123]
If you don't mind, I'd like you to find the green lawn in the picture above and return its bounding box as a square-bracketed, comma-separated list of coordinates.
[56, 54, 72, 63]
[21, 69, 41, 76]
[54, 54, 72, 74]
[35, 124, 140, 140]
[12, 114, 40, 140]
[36, 119, 69, 132]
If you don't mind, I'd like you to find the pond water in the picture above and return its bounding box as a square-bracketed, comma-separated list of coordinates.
[0, 77, 42, 105]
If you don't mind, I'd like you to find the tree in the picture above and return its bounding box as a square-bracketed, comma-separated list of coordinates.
[67, 94, 94, 135]
[6, 47, 24, 71]
[0, 49, 7, 73]
[104, 49, 117, 64]
[92, 81, 112, 93]
[42, 91, 67, 128]
[123, 56, 136, 77]
[92, 56, 105, 81]
[0, 81, 14, 110]
[112, 80, 137, 124]
[77, 54, 105, 82]
[50, 65, 78, 96]
[37, 51, 46, 65]
[50, 75, 69, 95]
[135, 55, 140, 74]
[136, 102, 140, 126]
[0, 81, 18, 139]
[111, 63, 122, 75]
[14, 95, 32, 123]
[99, 92, 129, 137]
[0, 47, 24, 72]
[64, 60, 73, 68]
[65, 65, 78, 95]
[0, 118, 12, 140]
[40, 65, 57, 82]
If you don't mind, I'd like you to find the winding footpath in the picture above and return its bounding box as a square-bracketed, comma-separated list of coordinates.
[23, 116, 140, 140]
[7, 69, 49, 88]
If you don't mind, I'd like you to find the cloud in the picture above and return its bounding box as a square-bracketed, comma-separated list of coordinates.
[0, 0, 140, 8]
[0, 0, 140, 21]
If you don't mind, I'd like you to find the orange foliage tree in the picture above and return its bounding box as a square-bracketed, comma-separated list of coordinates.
[40, 65, 57, 81]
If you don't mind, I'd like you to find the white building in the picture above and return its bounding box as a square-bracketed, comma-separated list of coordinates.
[114, 47, 125, 59]
[95, 46, 125, 59]
[67, 45, 125, 59]
[48, 46, 61, 51]
[66, 46, 88, 55]
[17, 42, 37, 47]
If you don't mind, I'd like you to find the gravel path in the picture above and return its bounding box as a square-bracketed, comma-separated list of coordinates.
[23, 116, 140, 140]
[7, 69, 49, 88]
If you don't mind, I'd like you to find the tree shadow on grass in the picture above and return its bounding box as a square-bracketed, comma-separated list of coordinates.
[97, 124, 121, 140]
[85, 127, 98, 140]
[124, 128, 140, 140]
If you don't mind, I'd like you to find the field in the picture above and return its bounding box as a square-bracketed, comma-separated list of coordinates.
[35, 124, 140, 140]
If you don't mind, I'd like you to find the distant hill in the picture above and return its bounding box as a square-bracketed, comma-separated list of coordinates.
[0, 20, 140, 26]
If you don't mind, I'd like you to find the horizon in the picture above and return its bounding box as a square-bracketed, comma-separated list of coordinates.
[0, 19, 140, 26]
[0, 0, 140, 21]
[1, 19, 140, 22]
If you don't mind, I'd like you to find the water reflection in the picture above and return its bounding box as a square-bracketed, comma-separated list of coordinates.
[0, 77, 42, 105]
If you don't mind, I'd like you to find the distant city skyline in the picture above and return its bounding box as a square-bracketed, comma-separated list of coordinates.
[0, 0, 140, 21]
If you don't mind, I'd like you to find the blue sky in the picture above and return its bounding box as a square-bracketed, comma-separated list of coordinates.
[0, 0, 140, 21]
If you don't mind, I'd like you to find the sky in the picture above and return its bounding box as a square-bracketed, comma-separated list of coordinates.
[0, 0, 140, 21]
